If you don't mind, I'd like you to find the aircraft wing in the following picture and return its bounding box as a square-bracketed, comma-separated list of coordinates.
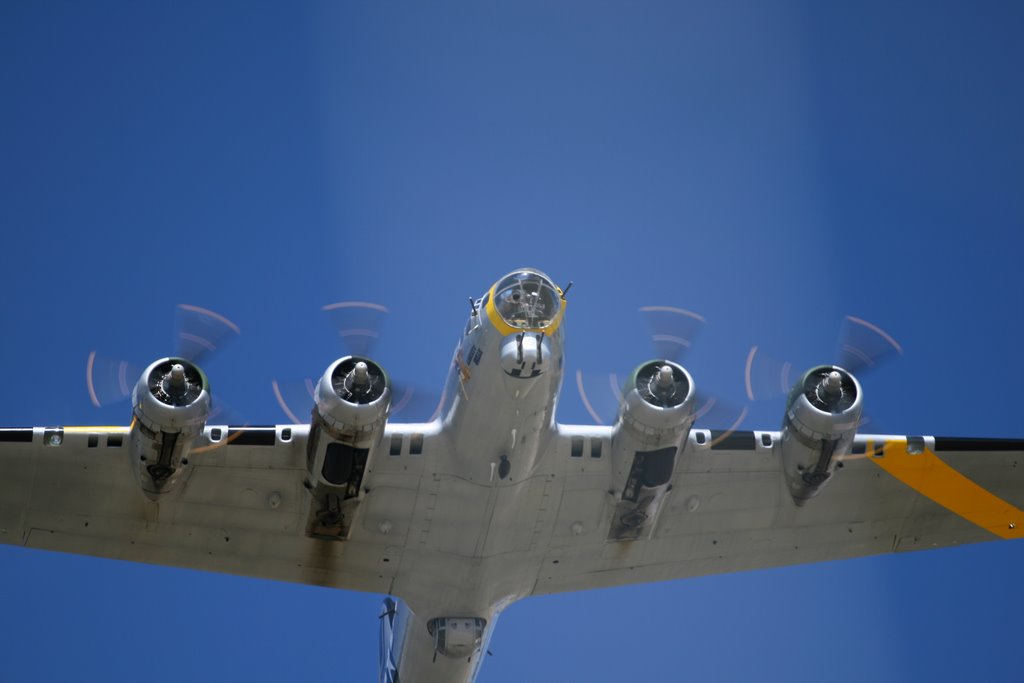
[533, 429, 1024, 596]
[3, 423, 1022, 606]
[0, 424, 419, 595]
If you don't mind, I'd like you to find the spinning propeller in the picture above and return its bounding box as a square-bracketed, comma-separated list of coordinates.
[743, 315, 903, 404]
[575, 305, 748, 436]
[85, 304, 242, 423]
[271, 301, 442, 424]
[743, 314, 902, 445]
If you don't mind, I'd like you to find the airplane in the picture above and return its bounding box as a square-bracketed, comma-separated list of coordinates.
[1, 267, 1022, 683]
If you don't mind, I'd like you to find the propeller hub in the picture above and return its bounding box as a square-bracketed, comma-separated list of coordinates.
[330, 357, 388, 405]
[804, 366, 857, 414]
[651, 365, 678, 401]
[146, 358, 206, 408]
[655, 365, 674, 390]
[352, 361, 370, 388]
[167, 363, 187, 397]
[634, 361, 690, 409]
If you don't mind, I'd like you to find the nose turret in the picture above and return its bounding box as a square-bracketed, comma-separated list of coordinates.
[485, 268, 565, 336]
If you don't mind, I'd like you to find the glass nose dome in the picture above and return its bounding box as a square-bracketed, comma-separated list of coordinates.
[490, 269, 562, 331]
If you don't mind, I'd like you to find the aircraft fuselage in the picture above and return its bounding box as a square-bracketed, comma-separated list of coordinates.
[386, 269, 570, 683]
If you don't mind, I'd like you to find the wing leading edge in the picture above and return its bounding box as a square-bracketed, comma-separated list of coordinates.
[2, 425, 1020, 600]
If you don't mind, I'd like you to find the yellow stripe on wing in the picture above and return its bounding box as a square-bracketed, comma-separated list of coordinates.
[871, 439, 1024, 540]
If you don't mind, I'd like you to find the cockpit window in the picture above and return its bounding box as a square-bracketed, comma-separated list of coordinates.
[493, 270, 561, 330]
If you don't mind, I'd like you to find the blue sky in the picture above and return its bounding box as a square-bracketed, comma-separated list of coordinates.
[2, 2, 1023, 681]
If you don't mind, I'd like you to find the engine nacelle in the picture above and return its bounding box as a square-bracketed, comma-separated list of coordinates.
[130, 357, 211, 499]
[305, 356, 391, 540]
[780, 365, 862, 505]
[608, 360, 696, 540]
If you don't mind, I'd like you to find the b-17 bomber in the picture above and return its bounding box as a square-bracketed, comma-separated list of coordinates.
[2, 268, 1022, 683]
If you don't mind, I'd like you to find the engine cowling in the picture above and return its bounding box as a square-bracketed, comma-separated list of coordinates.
[305, 356, 391, 540]
[130, 357, 211, 499]
[608, 360, 696, 540]
[780, 365, 862, 505]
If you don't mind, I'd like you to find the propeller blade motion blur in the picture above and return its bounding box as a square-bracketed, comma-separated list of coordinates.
[271, 377, 317, 425]
[86, 304, 240, 408]
[574, 369, 623, 425]
[640, 305, 706, 362]
[578, 305, 743, 434]
[322, 300, 389, 359]
[272, 301, 441, 425]
[85, 352, 141, 407]
[835, 315, 903, 375]
[8, 270, 1023, 683]
[175, 304, 241, 363]
[745, 314, 902, 403]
